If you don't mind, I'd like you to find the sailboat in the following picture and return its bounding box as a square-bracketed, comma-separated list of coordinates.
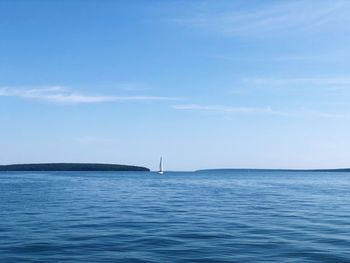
[158, 157, 164, 175]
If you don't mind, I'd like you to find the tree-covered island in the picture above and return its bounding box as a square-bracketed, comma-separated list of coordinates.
[0, 163, 150, 172]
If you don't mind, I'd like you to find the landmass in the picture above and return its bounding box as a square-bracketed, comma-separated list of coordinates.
[196, 168, 350, 172]
[0, 163, 150, 172]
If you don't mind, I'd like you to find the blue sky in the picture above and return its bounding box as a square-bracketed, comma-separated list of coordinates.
[1, 0, 350, 170]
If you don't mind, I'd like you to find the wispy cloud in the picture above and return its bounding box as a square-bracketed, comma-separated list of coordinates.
[172, 104, 345, 119]
[0, 86, 178, 104]
[225, 76, 350, 100]
[172, 104, 281, 115]
[78, 136, 115, 145]
[211, 53, 341, 62]
[244, 77, 350, 88]
[174, 0, 350, 37]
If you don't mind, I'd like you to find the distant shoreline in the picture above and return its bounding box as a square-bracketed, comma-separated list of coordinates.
[196, 168, 350, 172]
[0, 163, 150, 172]
[1, 165, 349, 173]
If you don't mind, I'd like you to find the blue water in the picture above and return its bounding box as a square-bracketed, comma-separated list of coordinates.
[1, 171, 350, 262]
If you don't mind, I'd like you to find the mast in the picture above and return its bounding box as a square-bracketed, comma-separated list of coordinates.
[158, 157, 164, 174]
[159, 157, 163, 172]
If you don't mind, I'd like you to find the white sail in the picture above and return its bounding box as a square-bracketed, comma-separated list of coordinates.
[158, 157, 164, 175]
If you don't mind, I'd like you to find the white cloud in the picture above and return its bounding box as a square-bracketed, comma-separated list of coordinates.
[240, 77, 350, 93]
[172, 104, 345, 119]
[174, 0, 350, 37]
[172, 104, 278, 114]
[0, 86, 178, 104]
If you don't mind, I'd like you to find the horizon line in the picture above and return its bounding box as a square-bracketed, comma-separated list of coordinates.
[1, 162, 350, 172]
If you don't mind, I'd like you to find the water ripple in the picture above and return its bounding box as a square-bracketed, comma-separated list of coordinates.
[1, 171, 350, 262]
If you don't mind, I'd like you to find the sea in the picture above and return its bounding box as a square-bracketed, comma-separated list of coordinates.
[1, 170, 350, 262]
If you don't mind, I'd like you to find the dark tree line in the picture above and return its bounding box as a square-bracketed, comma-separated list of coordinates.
[0, 163, 150, 171]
